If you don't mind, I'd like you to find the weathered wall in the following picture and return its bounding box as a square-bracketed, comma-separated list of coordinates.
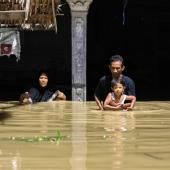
[1, 0, 170, 101]
[0, 2, 71, 100]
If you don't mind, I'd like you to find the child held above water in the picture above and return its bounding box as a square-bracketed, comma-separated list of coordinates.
[104, 79, 136, 111]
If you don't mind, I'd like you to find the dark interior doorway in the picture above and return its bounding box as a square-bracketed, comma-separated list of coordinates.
[87, 0, 170, 100]
[1, 0, 170, 101]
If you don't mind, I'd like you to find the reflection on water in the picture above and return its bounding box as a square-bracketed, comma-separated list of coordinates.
[103, 111, 135, 132]
[11, 152, 22, 170]
[0, 101, 170, 170]
[0, 111, 12, 124]
[70, 102, 87, 170]
[103, 111, 135, 169]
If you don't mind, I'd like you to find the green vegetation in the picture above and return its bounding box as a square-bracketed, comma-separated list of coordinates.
[7, 130, 64, 144]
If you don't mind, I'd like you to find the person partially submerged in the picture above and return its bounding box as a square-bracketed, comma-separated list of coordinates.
[104, 79, 136, 111]
[94, 55, 136, 110]
[19, 71, 66, 104]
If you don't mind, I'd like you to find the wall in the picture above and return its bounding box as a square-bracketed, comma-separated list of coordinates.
[0, 2, 71, 101]
[1, 0, 170, 101]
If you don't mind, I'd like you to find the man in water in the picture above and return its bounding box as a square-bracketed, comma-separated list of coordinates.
[94, 55, 136, 110]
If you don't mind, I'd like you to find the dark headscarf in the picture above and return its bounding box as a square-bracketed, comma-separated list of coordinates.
[29, 70, 54, 102]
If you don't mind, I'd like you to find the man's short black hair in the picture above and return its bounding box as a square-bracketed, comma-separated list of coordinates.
[109, 55, 124, 65]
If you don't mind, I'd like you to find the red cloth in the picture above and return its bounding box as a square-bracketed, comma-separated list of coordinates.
[0, 44, 12, 55]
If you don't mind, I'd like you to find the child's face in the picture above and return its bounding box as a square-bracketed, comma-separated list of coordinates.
[111, 83, 125, 96]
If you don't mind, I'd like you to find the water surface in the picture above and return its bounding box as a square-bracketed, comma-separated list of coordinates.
[0, 101, 170, 170]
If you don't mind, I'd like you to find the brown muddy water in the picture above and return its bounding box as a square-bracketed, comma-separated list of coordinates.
[0, 101, 170, 170]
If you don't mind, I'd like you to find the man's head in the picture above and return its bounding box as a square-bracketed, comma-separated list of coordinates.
[109, 55, 125, 78]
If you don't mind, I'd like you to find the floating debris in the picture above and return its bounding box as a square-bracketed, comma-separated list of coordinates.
[5, 130, 65, 144]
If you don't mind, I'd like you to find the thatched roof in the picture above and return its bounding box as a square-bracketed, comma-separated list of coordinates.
[0, 0, 61, 31]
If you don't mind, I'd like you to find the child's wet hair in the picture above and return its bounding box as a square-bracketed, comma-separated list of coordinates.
[111, 79, 126, 88]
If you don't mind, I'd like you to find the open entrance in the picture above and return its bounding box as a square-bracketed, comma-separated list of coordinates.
[87, 0, 170, 100]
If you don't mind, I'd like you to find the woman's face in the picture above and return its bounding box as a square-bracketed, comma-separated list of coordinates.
[39, 73, 48, 87]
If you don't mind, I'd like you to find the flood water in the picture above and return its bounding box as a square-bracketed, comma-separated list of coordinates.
[0, 101, 170, 170]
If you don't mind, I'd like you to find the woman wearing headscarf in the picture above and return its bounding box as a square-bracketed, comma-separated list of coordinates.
[19, 71, 66, 104]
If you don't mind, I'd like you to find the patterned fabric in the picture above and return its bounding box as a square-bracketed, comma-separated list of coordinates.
[0, 29, 21, 62]
[111, 92, 127, 104]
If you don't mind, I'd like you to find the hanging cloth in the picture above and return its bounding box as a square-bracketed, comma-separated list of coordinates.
[0, 29, 21, 62]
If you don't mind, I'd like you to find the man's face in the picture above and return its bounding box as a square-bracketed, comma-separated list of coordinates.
[39, 73, 48, 87]
[109, 61, 124, 78]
